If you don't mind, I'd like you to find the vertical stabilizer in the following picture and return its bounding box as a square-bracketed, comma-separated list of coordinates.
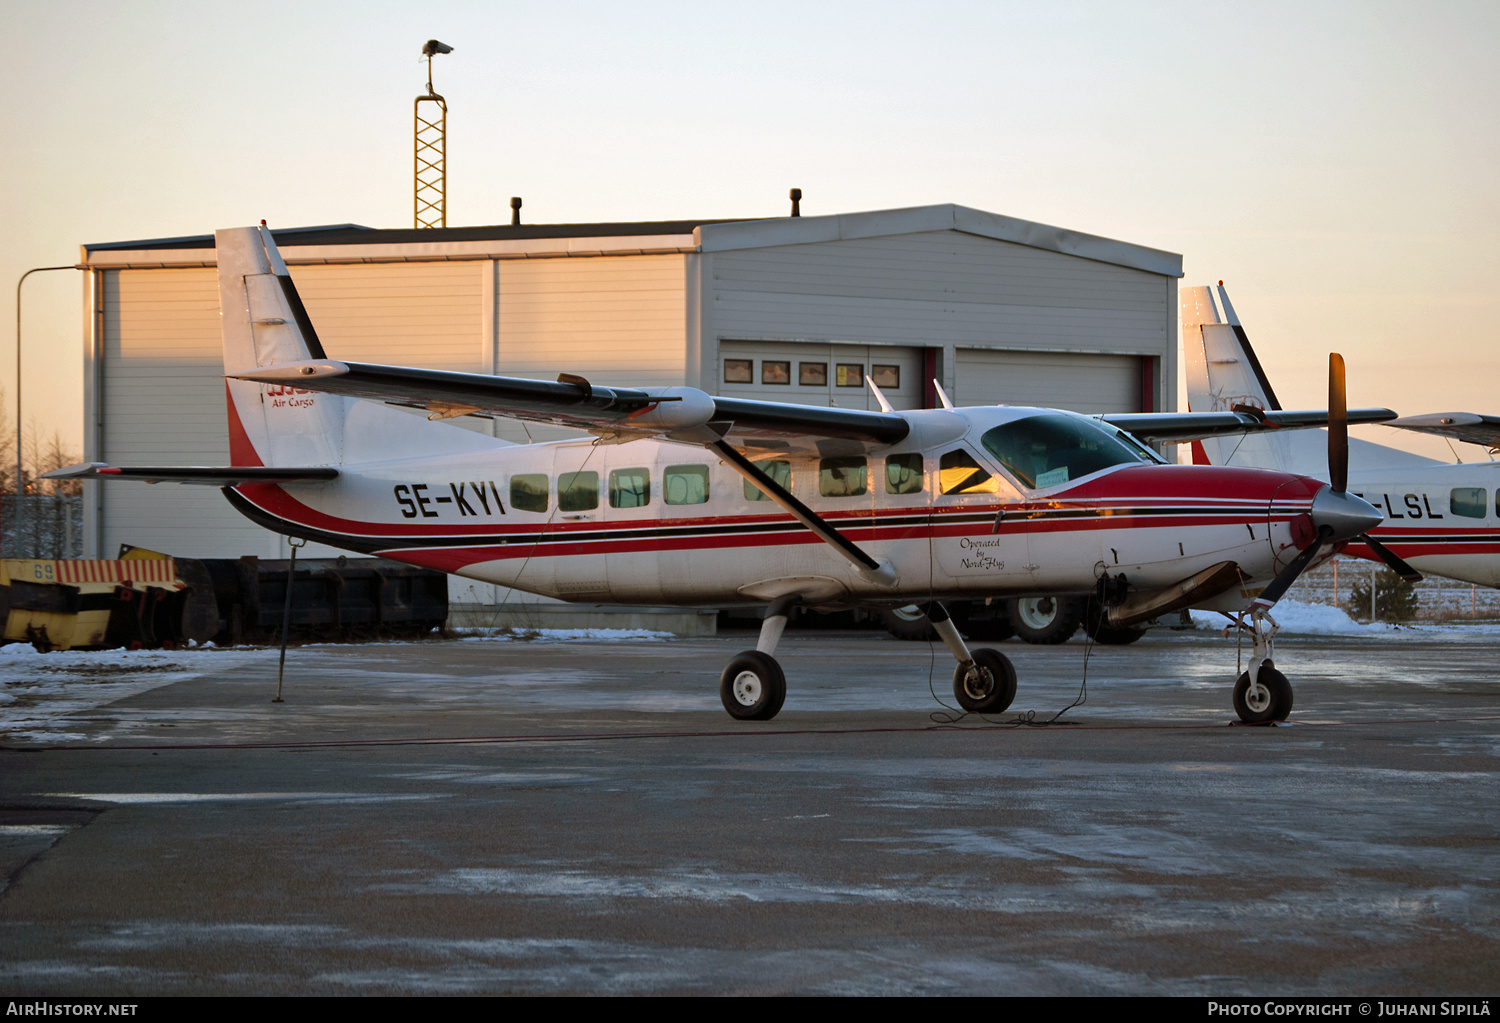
[1182, 285, 1307, 473]
[216, 226, 345, 468]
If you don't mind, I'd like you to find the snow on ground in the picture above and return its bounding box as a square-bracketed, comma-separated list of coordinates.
[1189, 598, 1500, 637]
[455, 628, 676, 642]
[0, 644, 270, 744]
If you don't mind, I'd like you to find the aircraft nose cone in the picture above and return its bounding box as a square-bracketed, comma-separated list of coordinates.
[1310, 486, 1382, 542]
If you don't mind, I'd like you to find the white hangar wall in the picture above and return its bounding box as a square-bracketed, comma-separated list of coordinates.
[79, 204, 1181, 570]
[693, 207, 1177, 416]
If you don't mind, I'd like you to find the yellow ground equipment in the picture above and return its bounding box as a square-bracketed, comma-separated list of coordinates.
[0, 557, 217, 652]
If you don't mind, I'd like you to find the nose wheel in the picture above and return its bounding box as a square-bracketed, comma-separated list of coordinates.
[1233, 662, 1293, 723]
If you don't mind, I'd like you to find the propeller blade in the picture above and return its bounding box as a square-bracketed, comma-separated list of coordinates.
[1328, 353, 1348, 493]
[1251, 529, 1329, 610]
[1359, 534, 1423, 583]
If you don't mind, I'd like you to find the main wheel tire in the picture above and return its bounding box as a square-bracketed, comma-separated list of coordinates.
[1008, 596, 1083, 644]
[719, 650, 788, 721]
[880, 605, 935, 641]
[1232, 664, 1293, 724]
[1082, 602, 1149, 645]
[951, 648, 1018, 714]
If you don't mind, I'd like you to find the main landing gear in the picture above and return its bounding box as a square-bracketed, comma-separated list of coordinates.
[1230, 607, 1294, 724]
[719, 597, 793, 720]
[718, 599, 1019, 721]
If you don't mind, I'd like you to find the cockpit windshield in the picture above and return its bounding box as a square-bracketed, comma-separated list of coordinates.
[980, 414, 1157, 490]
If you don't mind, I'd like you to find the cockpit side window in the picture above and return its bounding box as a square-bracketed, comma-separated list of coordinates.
[939, 449, 998, 495]
[980, 414, 1150, 489]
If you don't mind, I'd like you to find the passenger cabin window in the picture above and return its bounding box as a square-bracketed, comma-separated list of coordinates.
[885, 453, 924, 494]
[609, 468, 650, 508]
[939, 450, 998, 495]
[762, 360, 790, 385]
[1451, 487, 1488, 519]
[980, 413, 1151, 490]
[744, 459, 791, 502]
[510, 473, 549, 513]
[558, 471, 599, 512]
[665, 464, 710, 505]
[820, 457, 867, 497]
[723, 359, 752, 384]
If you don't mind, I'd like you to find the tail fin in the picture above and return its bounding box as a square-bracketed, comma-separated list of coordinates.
[1181, 284, 1308, 473]
[217, 225, 344, 467]
[1181, 284, 1280, 417]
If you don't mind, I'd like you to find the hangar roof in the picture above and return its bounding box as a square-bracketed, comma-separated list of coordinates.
[82, 204, 1181, 277]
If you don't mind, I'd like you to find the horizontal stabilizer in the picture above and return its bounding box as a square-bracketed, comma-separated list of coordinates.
[42, 463, 339, 486]
[1101, 408, 1395, 444]
[1384, 412, 1500, 450]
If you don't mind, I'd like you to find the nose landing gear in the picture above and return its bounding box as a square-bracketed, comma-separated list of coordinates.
[1231, 608, 1294, 724]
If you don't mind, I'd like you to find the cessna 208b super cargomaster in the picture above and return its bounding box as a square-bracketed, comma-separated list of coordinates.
[49, 226, 1413, 724]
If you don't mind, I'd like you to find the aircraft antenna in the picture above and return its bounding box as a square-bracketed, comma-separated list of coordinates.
[415, 40, 454, 229]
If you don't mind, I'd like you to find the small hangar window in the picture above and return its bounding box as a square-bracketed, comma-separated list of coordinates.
[762, 360, 790, 385]
[835, 364, 864, 388]
[871, 365, 900, 389]
[723, 359, 753, 384]
[800, 362, 827, 386]
[1451, 488, 1488, 519]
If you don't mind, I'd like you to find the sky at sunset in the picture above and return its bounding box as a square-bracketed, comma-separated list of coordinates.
[2, 0, 1496, 463]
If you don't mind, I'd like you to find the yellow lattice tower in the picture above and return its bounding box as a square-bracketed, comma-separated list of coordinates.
[414, 40, 453, 229]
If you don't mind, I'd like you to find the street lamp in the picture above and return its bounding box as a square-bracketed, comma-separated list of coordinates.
[14, 264, 82, 556]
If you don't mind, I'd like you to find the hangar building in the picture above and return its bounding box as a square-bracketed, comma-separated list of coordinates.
[77, 203, 1183, 590]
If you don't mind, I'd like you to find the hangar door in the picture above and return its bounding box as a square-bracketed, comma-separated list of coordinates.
[717, 341, 922, 411]
[953, 349, 1150, 414]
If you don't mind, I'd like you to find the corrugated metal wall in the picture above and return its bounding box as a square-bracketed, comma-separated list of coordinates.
[497, 256, 686, 386]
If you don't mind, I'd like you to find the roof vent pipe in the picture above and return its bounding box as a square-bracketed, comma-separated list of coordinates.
[789, 188, 802, 217]
[510, 196, 522, 226]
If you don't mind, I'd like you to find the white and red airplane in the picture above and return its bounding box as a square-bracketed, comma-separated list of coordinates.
[1184, 284, 1500, 588]
[49, 227, 1411, 724]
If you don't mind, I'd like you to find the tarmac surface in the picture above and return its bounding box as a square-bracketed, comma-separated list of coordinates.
[1, 626, 1497, 995]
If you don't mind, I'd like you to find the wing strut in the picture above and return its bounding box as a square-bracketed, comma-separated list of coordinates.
[709, 440, 897, 587]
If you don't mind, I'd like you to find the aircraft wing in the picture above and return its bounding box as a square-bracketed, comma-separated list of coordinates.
[1101, 407, 1396, 443]
[1383, 413, 1500, 450]
[232, 360, 911, 450]
[41, 463, 339, 486]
